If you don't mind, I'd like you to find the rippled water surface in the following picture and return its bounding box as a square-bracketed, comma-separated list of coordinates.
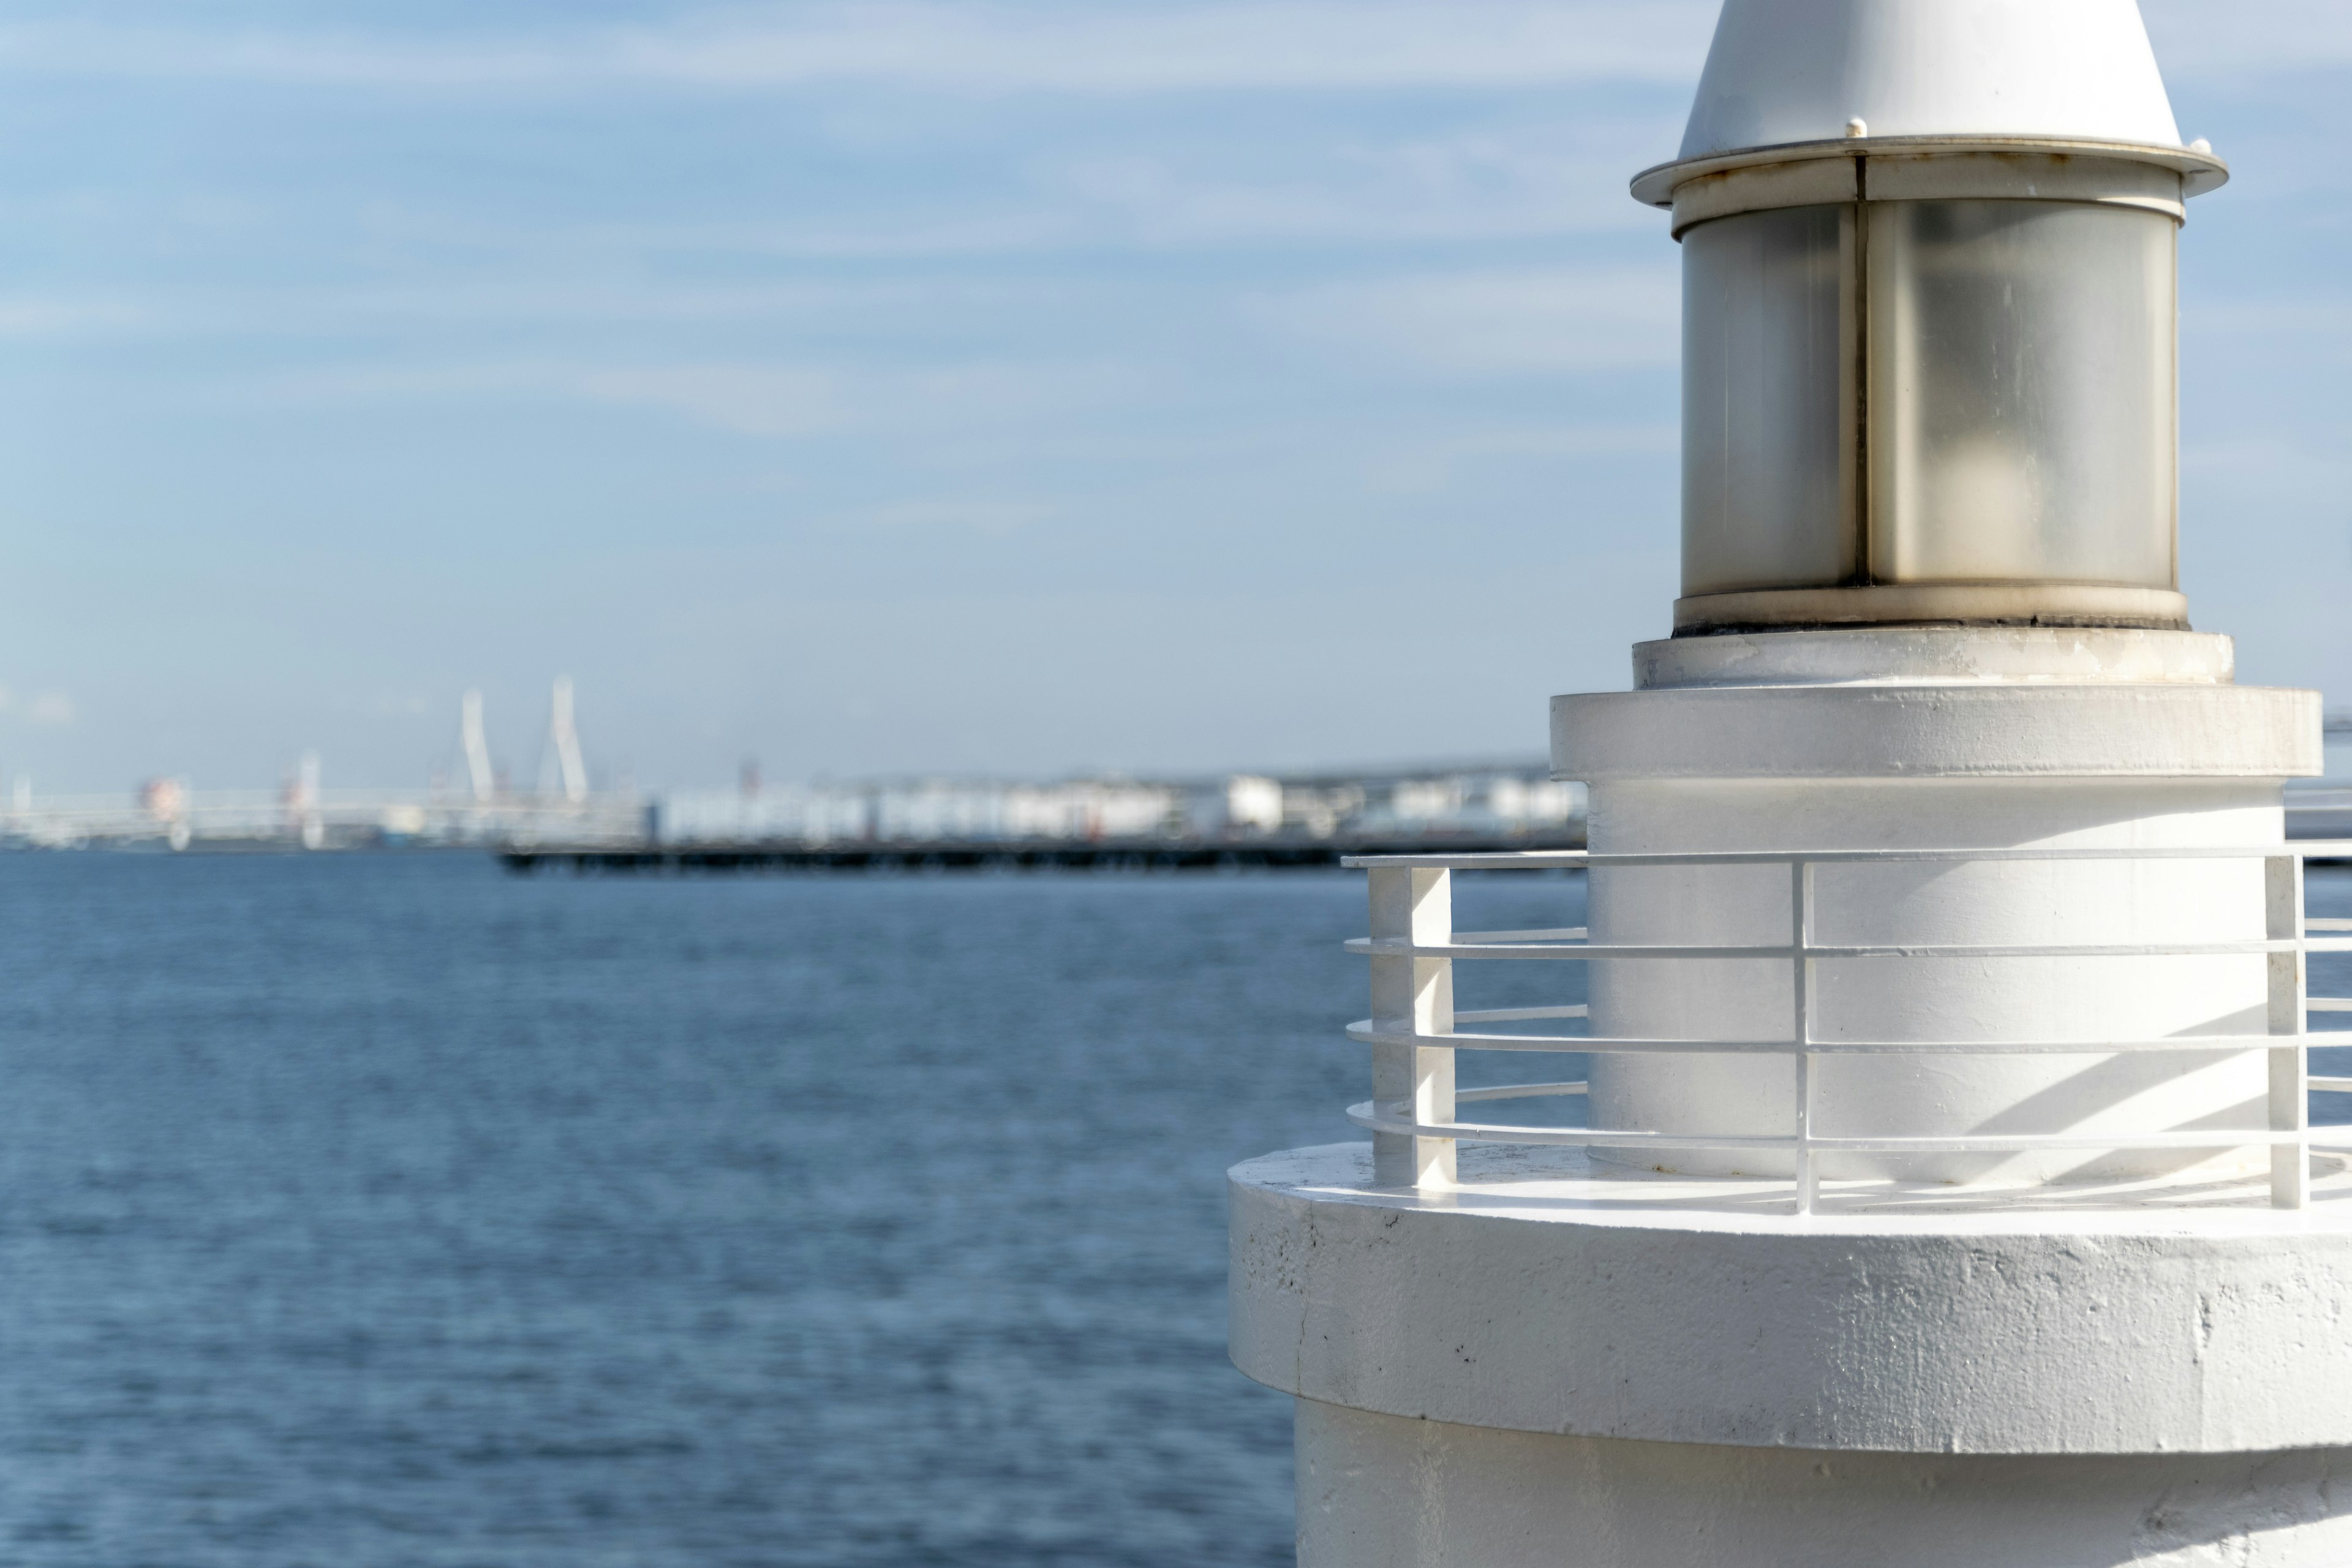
[0, 853, 1590, 1566]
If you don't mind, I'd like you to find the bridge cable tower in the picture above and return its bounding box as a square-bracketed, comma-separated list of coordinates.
[459, 691, 495, 804]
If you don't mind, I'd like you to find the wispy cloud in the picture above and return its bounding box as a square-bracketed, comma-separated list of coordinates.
[219, 358, 847, 437]
[2187, 297, 2352, 340]
[236, 355, 1141, 440]
[1061, 121, 1672, 244]
[2145, 1, 2352, 79]
[2184, 433, 2352, 485]
[865, 497, 1055, 533]
[1268, 265, 1678, 374]
[0, 280, 970, 342]
[1359, 422, 1676, 494]
[0, 295, 153, 337]
[575, 365, 839, 437]
[0, 687, 80, 726]
[0, 3, 1716, 94]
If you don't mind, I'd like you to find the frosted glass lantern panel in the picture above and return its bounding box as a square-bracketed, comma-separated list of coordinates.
[1681, 205, 1853, 597]
[1867, 200, 2177, 588]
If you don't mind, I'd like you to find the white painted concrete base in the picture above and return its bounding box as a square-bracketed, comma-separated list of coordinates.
[1248, 1144, 2352, 1564]
[1297, 1399, 2352, 1568]
[1633, 627, 2236, 690]
[1231, 1144, 2352, 1455]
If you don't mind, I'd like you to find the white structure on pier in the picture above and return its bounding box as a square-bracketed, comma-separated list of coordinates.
[1231, 3, 2352, 1562]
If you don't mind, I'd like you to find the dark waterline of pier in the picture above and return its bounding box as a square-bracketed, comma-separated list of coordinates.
[496, 829, 1587, 876]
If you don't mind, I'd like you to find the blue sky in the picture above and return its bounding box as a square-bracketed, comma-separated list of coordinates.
[0, 1, 2342, 791]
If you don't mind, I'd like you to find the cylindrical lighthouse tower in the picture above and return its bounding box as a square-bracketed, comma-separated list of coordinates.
[1230, 3, 2352, 1563]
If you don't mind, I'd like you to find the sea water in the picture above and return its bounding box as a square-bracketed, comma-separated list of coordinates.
[0, 854, 1591, 1566]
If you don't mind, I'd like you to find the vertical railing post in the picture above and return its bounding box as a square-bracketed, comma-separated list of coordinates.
[2267, 853, 2309, 1210]
[1370, 865, 1457, 1189]
[1791, 858, 1817, 1216]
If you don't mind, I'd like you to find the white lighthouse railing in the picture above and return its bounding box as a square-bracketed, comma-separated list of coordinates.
[1345, 845, 2352, 1214]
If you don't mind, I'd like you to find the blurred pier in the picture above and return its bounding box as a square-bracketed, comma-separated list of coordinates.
[500, 827, 1588, 875]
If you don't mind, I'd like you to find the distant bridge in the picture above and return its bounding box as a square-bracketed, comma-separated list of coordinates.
[1, 789, 641, 851]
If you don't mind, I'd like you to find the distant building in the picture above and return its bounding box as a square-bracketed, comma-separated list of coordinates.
[648, 764, 1583, 847]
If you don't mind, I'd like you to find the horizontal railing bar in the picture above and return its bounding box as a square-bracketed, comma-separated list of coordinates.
[1849, 1131, 2352, 1156]
[1453, 927, 1588, 943]
[1346, 1102, 1789, 1150]
[2311, 998, 2352, 1013]
[1351, 937, 2352, 962]
[1344, 843, 2352, 871]
[1452, 1005, 1589, 1024]
[2314, 919, 2352, 932]
[1455, 1082, 1589, 1104]
[2314, 1077, 2352, 1093]
[1348, 1022, 2310, 1055]
[1806, 1132, 2303, 1153]
[1343, 853, 1586, 870]
[1352, 938, 1770, 961]
[1351, 1102, 2310, 1153]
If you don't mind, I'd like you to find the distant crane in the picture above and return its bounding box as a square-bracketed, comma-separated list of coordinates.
[546, 676, 587, 805]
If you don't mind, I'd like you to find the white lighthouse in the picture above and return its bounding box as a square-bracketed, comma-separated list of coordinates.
[1229, 2, 2352, 1562]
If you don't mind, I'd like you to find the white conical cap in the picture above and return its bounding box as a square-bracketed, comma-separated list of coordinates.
[1679, 0, 2182, 159]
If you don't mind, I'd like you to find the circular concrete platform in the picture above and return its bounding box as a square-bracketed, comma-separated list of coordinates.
[1231, 1142, 2352, 1455]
